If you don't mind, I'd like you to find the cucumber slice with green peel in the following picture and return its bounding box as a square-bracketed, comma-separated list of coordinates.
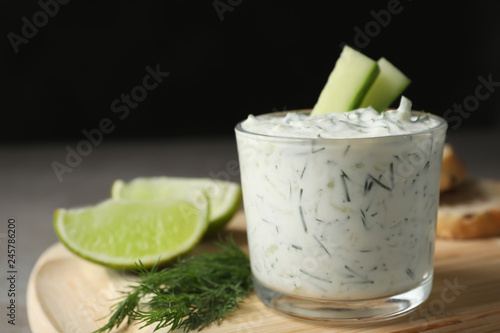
[359, 57, 411, 112]
[311, 45, 380, 115]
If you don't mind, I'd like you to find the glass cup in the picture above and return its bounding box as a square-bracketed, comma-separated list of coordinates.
[235, 110, 448, 322]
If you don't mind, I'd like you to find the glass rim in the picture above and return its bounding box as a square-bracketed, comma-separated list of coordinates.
[234, 109, 448, 142]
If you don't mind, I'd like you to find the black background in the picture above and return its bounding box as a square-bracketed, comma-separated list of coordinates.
[1, 0, 499, 143]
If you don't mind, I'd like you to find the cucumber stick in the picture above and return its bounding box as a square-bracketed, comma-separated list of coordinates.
[311, 46, 379, 115]
[359, 57, 411, 112]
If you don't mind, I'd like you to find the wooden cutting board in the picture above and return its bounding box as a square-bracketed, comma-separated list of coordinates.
[27, 211, 500, 332]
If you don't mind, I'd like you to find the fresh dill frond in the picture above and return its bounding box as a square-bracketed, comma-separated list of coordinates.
[94, 236, 252, 333]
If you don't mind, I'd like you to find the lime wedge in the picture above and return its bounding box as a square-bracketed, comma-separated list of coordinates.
[111, 177, 242, 234]
[54, 197, 209, 269]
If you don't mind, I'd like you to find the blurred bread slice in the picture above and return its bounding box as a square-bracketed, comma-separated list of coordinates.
[437, 179, 500, 239]
[440, 143, 467, 192]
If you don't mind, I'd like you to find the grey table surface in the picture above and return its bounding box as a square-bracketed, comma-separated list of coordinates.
[1, 129, 499, 333]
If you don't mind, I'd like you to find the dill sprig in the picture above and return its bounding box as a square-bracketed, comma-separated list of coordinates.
[94, 236, 252, 333]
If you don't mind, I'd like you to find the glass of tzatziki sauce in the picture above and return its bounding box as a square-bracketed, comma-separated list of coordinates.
[235, 98, 447, 322]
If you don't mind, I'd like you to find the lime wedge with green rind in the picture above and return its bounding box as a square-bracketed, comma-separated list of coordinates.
[111, 177, 242, 235]
[54, 197, 209, 269]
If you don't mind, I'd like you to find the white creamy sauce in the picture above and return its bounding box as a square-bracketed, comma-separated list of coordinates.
[236, 98, 447, 300]
[242, 97, 438, 139]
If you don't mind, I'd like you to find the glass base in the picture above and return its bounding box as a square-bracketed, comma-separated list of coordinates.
[253, 275, 433, 323]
